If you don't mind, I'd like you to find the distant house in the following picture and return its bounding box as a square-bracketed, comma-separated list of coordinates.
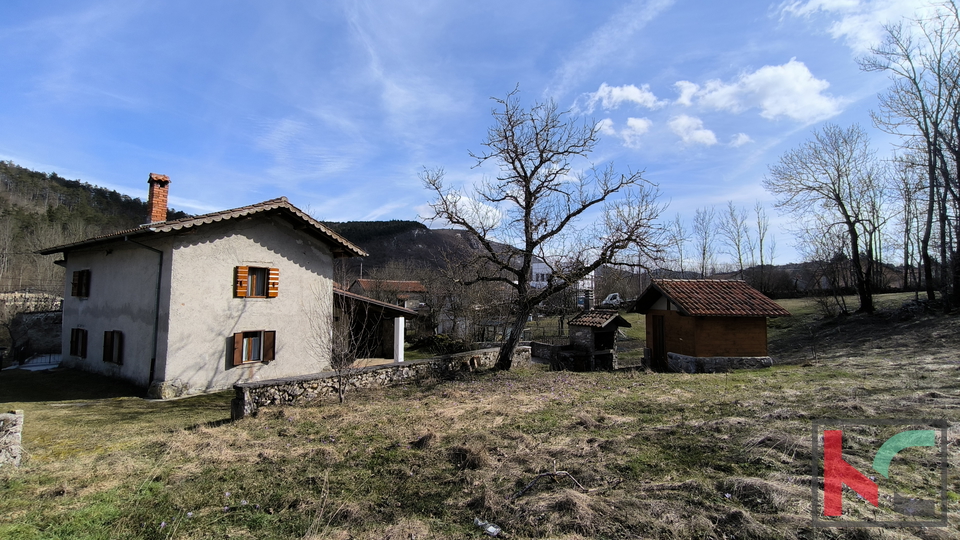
[348, 279, 426, 310]
[633, 279, 790, 372]
[40, 173, 412, 398]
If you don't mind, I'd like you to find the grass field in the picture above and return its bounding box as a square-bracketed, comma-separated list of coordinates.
[1, 294, 958, 539]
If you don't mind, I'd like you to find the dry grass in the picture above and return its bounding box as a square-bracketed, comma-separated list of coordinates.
[1, 294, 959, 538]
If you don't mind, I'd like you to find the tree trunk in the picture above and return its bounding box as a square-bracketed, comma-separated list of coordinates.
[495, 309, 529, 371]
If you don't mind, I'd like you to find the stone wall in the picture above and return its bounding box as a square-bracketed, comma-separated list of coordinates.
[666, 352, 773, 374]
[0, 410, 24, 468]
[231, 347, 530, 420]
[10, 311, 61, 362]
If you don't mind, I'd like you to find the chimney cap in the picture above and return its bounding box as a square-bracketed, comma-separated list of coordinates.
[148, 173, 170, 185]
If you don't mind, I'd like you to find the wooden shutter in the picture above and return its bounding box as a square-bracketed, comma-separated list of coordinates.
[232, 332, 243, 366]
[114, 332, 123, 365]
[79, 329, 87, 358]
[103, 331, 114, 363]
[71, 271, 81, 296]
[235, 266, 249, 298]
[70, 329, 79, 356]
[263, 331, 276, 362]
[267, 268, 280, 298]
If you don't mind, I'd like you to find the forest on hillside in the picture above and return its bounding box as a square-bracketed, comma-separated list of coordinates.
[0, 161, 188, 296]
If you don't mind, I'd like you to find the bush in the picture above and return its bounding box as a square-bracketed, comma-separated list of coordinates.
[409, 334, 471, 355]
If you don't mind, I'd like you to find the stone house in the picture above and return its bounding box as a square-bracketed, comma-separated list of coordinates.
[633, 279, 790, 372]
[40, 174, 411, 398]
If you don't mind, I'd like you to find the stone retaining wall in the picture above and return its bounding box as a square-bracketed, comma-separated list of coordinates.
[231, 347, 530, 420]
[666, 352, 773, 373]
[0, 410, 24, 468]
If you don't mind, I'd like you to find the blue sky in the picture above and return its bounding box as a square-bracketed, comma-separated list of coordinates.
[0, 0, 931, 263]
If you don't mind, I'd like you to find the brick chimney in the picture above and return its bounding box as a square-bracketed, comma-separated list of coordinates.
[146, 173, 170, 223]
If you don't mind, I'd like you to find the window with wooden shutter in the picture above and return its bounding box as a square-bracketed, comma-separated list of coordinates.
[71, 270, 90, 297]
[234, 266, 249, 298]
[235, 266, 278, 298]
[103, 330, 123, 364]
[231, 330, 276, 365]
[70, 328, 87, 358]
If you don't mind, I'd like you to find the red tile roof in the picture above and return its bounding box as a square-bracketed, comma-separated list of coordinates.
[635, 279, 791, 317]
[38, 197, 367, 258]
[568, 309, 633, 328]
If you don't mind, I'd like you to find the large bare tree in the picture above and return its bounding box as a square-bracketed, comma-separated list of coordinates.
[421, 89, 663, 370]
[861, 0, 960, 309]
[764, 123, 886, 313]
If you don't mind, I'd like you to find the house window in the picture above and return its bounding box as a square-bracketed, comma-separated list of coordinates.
[232, 330, 276, 365]
[234, 266, 279, 298]
[71, 270, 91, 297]
[102, 330, 123, 365]
[69, 328, 87, 358]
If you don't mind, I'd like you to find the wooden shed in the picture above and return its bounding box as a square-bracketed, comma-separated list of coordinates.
[633, 279, 790, 372]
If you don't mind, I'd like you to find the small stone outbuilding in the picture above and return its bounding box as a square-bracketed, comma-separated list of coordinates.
[566, 309, 632, 370]
[633, 279, 790, 372]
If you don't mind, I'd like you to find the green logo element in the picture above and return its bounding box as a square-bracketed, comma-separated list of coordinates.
[872, 430, 936, 478]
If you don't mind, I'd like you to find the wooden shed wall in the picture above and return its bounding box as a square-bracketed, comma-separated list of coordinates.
[646, 310, 768, 358]
[693, 316, 768, 357]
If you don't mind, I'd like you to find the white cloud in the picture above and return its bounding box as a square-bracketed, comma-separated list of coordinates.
[668, 115, 717, 145]
[780, 0, 931, 52]
[622, 117, 654, 147]
[596, 117, 653, 148]
[674, 80, 699, 106]
[581, 83, 667, 112]
[685, 59, 845, 123]
[596, 118, 617, 136]
[730, 133, 753, 147]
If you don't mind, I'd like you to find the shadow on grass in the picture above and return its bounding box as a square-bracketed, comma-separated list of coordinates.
[0, 366, 146, 403]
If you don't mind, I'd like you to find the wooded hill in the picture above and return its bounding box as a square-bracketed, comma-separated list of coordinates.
[0, 161, 188, 294]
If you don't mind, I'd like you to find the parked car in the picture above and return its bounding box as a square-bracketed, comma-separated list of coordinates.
[600, 293, 623, 308]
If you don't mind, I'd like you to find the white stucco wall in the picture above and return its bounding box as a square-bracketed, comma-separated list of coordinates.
[161, 215, 335, 395]
[650, 297, 678, 311]
[60, 237, 172, 388]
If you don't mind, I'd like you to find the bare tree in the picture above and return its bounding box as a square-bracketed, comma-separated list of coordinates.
[305, 284, 374, 404]
[752, 201, 772, 293]
[665, 213, 689, 276]
[718, 201, 753, 279]
[421, 89, 664, 370]
[692, 206, 717, 278]
[861, 1, 960, 308]
[764, 124, 883, 313]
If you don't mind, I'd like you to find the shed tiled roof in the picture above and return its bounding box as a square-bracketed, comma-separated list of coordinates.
[352, 279, 427, 293]
[635, 279, 790, 317]
[38, 197, 367, 258]
[568, 309, 633, 328]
